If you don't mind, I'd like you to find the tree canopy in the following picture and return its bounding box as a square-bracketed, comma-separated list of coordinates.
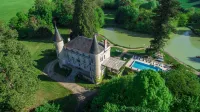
[72, 0, 104, 38]
[91, 70, 172, 112]
[149, 0, 180, 52]
[161, 69, 200, 111]
[35, 103, 61, 112]
[0, 22, 38, 111]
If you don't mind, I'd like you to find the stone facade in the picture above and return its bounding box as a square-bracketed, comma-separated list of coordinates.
[53, 25, 110, 83]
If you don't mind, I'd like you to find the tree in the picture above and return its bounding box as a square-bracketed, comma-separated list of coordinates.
[0, 23, 38, 111]
[149, 0, 180, 52]
[161, 70, 200, 111]
[35, 103, 61, 112]
[9, 0, 54, 39]
[94, 7, 105, 30]
[115, 4, 139, 29]
[52, 0, 74, 27]
[91, 70, 172, 112]
[29, 0, 53, 25]
[72, 0, 97, 38]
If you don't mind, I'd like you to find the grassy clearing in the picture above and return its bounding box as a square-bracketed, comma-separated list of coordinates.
[0, 0, 34, 22]
[21, 28, 77, 111]
[75, 76, 98, 90]
[31, 70, 77, 112]
[127, 49, 146, 56]
[111, 47, 123, 57]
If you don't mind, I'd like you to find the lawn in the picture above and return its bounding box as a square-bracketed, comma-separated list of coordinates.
[127, 49, 146, 56]
[75, 76, 99, 90]
[21, 28, 77, 111]
[0, 0, 34, 22]
[111, 47, 123, 57]
[30, 70, 77, 112]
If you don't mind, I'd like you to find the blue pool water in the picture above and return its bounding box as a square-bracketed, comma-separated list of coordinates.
[132, 61, 162, 71]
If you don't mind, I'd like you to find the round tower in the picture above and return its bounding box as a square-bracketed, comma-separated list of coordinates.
[89, 35, 102, 84]
[53, 23, 65, 68]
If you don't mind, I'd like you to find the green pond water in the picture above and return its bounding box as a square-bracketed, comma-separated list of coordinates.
[99, 27, 152, 48]
[165, 28, 200, 69]
[100, 27, 200, 69]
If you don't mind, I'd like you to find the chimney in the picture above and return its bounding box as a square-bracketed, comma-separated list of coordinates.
[68, 38, 70, 42]
[104, 39, 107, 49]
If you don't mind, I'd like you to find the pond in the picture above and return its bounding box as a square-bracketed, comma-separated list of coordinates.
[99, 27, 152, 48]
[165, 28, 200, 69]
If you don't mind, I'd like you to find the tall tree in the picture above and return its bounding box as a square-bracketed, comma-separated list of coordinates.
[72, 0, 97, 38]
[0, 22, 38, 111]
[91, 70, 172, 112]
[52, 0, 74, 27]
[161, 69, 200, 111]
[149, 0, 180, 52]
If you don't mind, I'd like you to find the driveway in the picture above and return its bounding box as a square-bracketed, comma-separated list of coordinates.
[43, 59, 97, 112]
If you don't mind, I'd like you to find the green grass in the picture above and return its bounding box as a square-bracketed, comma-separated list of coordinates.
[54, 63, 72, 77]
[75, 76, 99, 90]
[31, 70, 77, 112]
[162, 51, 179, 65]
[127, 49, 146, 56]
[21, 28, 77, 111]
[0, 0, 34, 22]
[111, 47, 123, 57]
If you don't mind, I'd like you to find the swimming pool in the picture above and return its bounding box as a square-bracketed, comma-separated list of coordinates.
[132, 61, 162, 71]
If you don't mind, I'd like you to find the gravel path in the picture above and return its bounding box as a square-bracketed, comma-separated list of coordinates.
[43, 59, 97, 112]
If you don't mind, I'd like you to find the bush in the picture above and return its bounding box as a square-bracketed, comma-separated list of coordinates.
[115, 5, 139, 29]
[178, 13, 189, 27]
[95, 7, 105, 29]
[52, 0, 74, 27]
[35, 103, 61, 112]
[139, 0, 158, 10]
[34, 26, 53, 39]
[122, 67, 135, 76]
[91, 70, 172, 112]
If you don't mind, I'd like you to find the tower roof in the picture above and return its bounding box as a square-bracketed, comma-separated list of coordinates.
[89, 35, 101, 54]
[53, 22, 63, 42]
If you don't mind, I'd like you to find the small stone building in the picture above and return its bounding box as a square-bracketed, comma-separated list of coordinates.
[53, 25, 125, 83]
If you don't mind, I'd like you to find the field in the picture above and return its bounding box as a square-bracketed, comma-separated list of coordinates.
[0, 0, 34, 22]
[21, 28, 77, 111]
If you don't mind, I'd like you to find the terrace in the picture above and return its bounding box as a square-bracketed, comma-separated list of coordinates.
[126, 55, 171, 72]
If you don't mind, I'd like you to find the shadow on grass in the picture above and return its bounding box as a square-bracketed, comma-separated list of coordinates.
[37, 74, 57, 82]
[34, 49, 57, 71]
[30, 94, 77, 112]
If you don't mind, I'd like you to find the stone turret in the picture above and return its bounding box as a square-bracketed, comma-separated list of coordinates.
[90, 35, 102, 83]
[53, 22, 64, 68]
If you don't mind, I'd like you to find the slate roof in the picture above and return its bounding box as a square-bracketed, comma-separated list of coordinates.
[89, 36, 101, 54]
[53, 24, 63, 42]
[65, 36, 107, 54]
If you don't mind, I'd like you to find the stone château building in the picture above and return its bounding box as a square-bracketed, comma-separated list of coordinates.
[53, 25, 125, 84]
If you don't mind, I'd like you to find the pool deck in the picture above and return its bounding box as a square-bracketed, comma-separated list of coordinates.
[126, 56, 169, 71]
